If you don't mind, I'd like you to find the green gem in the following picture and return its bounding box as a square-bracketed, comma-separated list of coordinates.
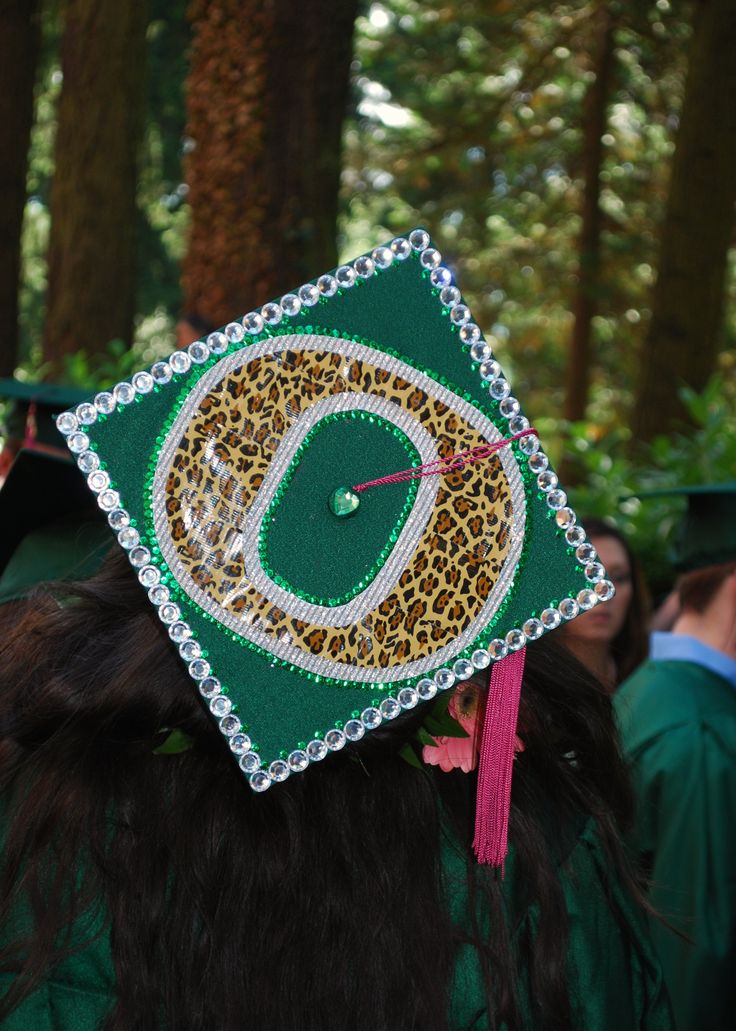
[328, 486, 360, 518]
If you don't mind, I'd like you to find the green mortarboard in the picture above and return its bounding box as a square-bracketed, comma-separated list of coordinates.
[0, 378, 90, 451]
[56, 230, 612, 841]
[638, 482, 736, 572]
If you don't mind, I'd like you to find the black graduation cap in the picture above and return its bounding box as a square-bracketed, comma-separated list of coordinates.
[639, 483, 736, 572]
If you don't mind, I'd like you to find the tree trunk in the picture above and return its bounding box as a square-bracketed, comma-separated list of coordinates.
[633, 0, 736, 441]
[563, 2, 615, 425]
[42, 0, 149, 377]
[0, 0, 41, 376]
[182, 0, 359, 327]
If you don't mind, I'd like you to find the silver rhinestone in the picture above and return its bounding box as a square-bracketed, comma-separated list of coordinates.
[94, 391, 116, 415]
[188, 340, 209, 363]
[555, 507, 576, 529]
[419, 247, 441, 269]
[97, 489, 120, 511]
[87, 470, 109, 492]
[361, 707, 382, 729]
[344, 719, 365, 741]
[261, 302, 283, 325]
[335, 265, 357, 288]
[559, 597, 580, 620]
[506, 629, 527, 651]
[595, 579, 616, 601]
[469, 340, 491, 363]
[220, 715, 242, 737]
[169, 622, 192, 644]
[398, 687, 419, 709]
[210, 694, 231, 716]
[151, 361, 173, 384]
[578, 588, 598, 610]
[417, 677, 437, 701]
[576, 542, 597, 563]
[489, 378, 511, 400]
[541, 607, 562, 630]
[440, 285, 461, 307]
[298, 283, 320, 307]
[488, 638, 509, 659]
[307, 739, 328, 762]
[566, 525, 586, 547]
[453, 658, 474, 681]
[538, 470, 558, 492]
[224, 322, 245, 343]
[199, 676, 221, 698]
[409, 228, 430, 250]
[78, 450, 100, 473]
[434, 668, 456, 691]
[240, 751, 261, 774]
[450, 304, 471, 326]
[190, 658, 211, 680]
[372, 245, 393, 269]
[508, 415, 530, 435]
[114, 382, 135, 405]
[117, 526, 140, 549]
[242, 311, 265, 334]
[380, 697, 401, 720]
[471, 648, 490, 670]
[354, 255, 375, 278]
[128, 546, 151, 568]
[325, 728, 347, 751]
[585, 562, 606, 583]
[179, 639, 201, 660]
[108, 509, 129, 530]
[230, 733, 252, 755]
[528, 452, 548, 474]
[519, 433, 540, 455]
[281, 293, 302, 316]
[67, 431, 90, 453]
[269, 759, 289, 782]
[523, 618, 543, 640]
[479, 359, 501, 382]
[317, 274, 337, 297]
[430, 266, 452, 288]
[499, 396, 520, 418]
[250, 770, 271, 792]
[169, 350, 192, 374]
[138, 565, 160, 588]
[132, 371, 154, 394]
[148, 584, 169, 605]
[207, 331, 228, 354]
[287, 748, 308, 771]
[390, 237, 411, 260]
[75, 402, 97, 425]
[460, 322, 482, 344]
[56, 411, 78, 435]
[158, 602, 180, 624]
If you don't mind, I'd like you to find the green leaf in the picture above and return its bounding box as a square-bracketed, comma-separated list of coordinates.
[399, 743, 423, 769]
[153, 728, 194, 754]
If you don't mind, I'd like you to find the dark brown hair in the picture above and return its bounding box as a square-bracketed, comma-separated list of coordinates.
[677, 561, 736, 614]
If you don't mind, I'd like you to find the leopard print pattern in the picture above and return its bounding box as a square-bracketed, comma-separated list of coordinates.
[162, 347, 514, 671]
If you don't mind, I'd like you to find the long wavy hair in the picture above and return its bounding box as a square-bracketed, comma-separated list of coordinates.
[0, 549, 639, 1030]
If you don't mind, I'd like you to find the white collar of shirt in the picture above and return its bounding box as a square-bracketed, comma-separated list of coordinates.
[650, 631, 736, 690]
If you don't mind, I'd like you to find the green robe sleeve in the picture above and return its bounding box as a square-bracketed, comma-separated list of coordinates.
[618, 715, 736, 1031]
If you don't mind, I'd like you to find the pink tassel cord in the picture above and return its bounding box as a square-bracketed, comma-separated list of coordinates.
[473, 647, 527, 867]
[352, 428, 538, 493]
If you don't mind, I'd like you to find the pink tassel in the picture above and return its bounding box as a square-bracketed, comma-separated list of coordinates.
[473, 647, 527, 867]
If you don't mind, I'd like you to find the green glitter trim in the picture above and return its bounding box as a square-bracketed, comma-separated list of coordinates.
[259, 409, 420, 607]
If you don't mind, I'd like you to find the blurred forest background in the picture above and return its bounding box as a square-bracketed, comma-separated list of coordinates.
[1, 0, 735, 591]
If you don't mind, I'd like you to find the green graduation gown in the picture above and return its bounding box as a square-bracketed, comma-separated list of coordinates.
[0, 817, 673, 1029]
[615, 658, 736, 1031]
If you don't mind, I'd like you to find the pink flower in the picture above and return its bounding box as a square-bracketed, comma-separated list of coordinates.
[422, 682, 525, 773]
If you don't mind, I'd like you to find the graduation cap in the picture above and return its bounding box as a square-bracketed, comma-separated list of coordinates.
[0, 381, 110, 603]
[56, 230, 612, 864]
[638, 483, 736, 573]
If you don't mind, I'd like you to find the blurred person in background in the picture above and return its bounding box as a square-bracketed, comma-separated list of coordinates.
[561, 518, 649, 691]
[615, 484, 736, 1031]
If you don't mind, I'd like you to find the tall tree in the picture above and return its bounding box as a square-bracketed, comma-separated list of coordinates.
[633, 0, 736, 441]
[182, 0, 359, 326]
[563, 1, 615, 424]
[0, 0, 42, 376]
[42, 0, 149, 377]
